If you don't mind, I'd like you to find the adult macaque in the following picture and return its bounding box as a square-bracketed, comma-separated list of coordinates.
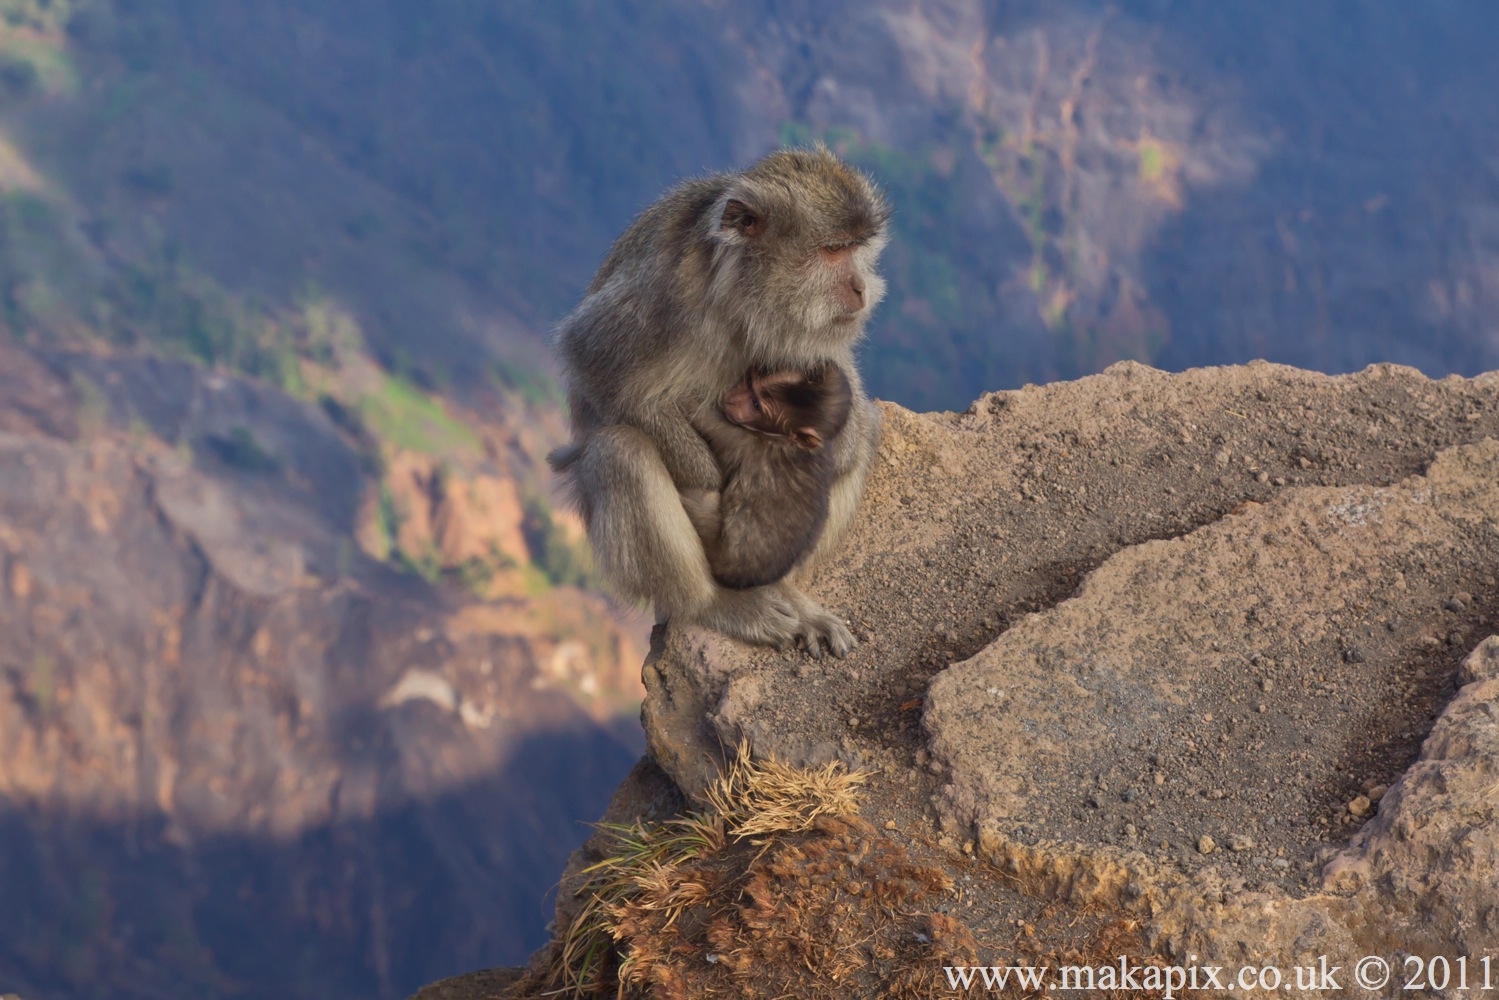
[549, 147, 887, 656]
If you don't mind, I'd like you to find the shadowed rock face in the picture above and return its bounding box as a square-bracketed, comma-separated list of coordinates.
[624, 361, 1499, 994]
[0, 344, 644, 1000]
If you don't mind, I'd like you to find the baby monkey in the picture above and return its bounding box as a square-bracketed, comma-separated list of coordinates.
[682, 362, 853, 590]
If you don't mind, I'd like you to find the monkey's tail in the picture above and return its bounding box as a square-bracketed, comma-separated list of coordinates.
[546, 443, 582, 472]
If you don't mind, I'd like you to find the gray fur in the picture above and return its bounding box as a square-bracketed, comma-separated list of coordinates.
[688, 363, 853, 590]
[548, 147, 888, 655]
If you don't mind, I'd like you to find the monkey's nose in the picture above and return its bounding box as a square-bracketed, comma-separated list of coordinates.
[848, 274, 866, 304]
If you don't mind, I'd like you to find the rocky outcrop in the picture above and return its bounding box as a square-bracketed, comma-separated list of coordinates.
[482, 360, 1499, 998]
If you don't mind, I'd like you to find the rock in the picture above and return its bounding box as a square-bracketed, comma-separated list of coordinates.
[926, 435, 1499, 858]
[517, 363, 1499, 999]
[1347, 795, 1371, 818]
[405, 968, 524, 1000]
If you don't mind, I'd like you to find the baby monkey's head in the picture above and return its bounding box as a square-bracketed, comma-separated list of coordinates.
[721, 362, 853, 451]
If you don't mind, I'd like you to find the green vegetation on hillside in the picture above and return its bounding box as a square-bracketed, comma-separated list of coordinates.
[354, 372, 480, 458]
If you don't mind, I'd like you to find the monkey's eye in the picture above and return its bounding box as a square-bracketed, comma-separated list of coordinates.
[751, 396, 762, 412]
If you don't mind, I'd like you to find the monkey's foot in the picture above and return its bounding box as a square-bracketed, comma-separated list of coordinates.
[695, 586, 802, 649]
[783, 587, 856, 659]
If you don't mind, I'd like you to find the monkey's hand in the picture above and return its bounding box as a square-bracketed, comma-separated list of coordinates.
[642, 406, 723, 493]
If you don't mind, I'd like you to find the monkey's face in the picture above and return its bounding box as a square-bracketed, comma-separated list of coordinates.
[710, 149, 890, 359]
[812, 237, 887, 328]
[720, 377, 768, 431]
[721, 365, 850, 450]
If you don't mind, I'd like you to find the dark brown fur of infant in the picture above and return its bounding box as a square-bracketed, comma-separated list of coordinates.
[681, 362, 852, 589]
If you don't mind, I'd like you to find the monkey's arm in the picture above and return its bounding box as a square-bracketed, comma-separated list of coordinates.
[641, 403, 724, 493]
[558, 287, 725, 493]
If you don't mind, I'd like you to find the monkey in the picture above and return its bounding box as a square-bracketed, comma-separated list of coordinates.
[548, 146, 888, 657]
[680, 361, 853, 591]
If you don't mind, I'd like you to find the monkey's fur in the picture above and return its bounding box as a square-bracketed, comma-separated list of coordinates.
[549, 147, 887, 656]
[681, 362, 853, 591]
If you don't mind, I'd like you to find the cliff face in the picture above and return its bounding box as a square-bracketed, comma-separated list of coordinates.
[462, 361, 1499, 998]
[0, 344, 645, 1000]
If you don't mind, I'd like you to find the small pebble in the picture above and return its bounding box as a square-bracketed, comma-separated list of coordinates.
[1257, 703, 1268, 713]
[1153, 772, 1165, 785]
[962, 840, 974, 855]
[1368, 784, 1389, 804]
[1124, 823, 1138, 839]
[1229, 833, 1255, 852]
[1271, 857, 1290, 870]
[1197, 835, 1216, 854]
[1260, 677, 1274, 692]
[884, 820, 897, 830]
[1348, 795, 1371, 818]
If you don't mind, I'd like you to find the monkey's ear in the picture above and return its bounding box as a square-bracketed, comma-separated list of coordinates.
[792, 426, 824, 450]
[720, 198, 766, 240]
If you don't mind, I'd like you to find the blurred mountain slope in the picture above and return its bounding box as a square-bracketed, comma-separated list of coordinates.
[4, 1, 1498, 412]
[0, 341, 646, 999]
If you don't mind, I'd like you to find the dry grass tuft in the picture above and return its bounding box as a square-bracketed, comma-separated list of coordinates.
[704, 741, 870, 839]
[549, 812, 726, 996]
